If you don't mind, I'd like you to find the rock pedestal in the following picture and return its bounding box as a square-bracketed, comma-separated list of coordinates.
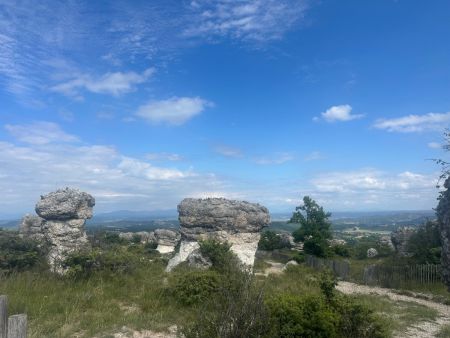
[438, 177, 450, 290]
[20, 187, 95, 274]
[166, 198, 270, 271]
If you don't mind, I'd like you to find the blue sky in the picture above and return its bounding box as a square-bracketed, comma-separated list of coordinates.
[1, 0, 449, 217]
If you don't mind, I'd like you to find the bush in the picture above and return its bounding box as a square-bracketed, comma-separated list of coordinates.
[266, 293, 339, 338]
[171, 270, 221, 306]
[199, 239, 238, 272]
[303, 237, 330, 258]
[182, 270, 269, 338]
[407, 221, 441, 264]
[258, 231, 288, 251]
[63, 247, 139, 278]
[332, 244, 351, 258]
[0, 230, 47, 273]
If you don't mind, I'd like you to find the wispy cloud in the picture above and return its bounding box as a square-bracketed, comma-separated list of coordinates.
[145, 152, 183, 161]
[304, 151, 324, 161]
[315, 105, 364, 122]
[184, 0, 308, 42]
[254, 152, 294, 165]
[135, 97, 212, 125]
[51, 68, 155, 97]
[428, 142, 442, 149]
[5, 121, 78, 145]
[374, 112, 450, 133]
[214, 145, 244, 158]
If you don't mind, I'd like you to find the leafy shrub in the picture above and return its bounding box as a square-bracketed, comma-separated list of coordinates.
[303, 237, 330, 258]
[258, 230, 288, 251]
[332, 244, 351, 258]
[0, 230, 47, 273]
[63, 247, 139, 278]
[182, 270, 269, 338]
[199, 239, 238, 272]
[266, 293, 339, 338]
[171, 270, 221, 305]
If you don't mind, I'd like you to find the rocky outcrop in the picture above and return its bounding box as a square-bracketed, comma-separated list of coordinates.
[118, 229, 180, 253]
[437, 177, 450, 290]
[22, 187, 95, 274]
[154, 229, 181, 254]
[36, 187, 95, 220]
[167, 198, 270, 271]
[391, 226, 415, 257]
[19, 214, 45, 241]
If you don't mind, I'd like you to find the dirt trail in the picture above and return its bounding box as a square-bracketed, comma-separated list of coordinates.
[337, 281, 450, 338]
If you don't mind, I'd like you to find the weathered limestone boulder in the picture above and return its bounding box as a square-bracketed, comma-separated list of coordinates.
[367, 248, 378, 258]
[167, 198, 270, 271]
[119, 231, 157, 244]
[19, 214, 45, 241]
[154, 229, 181, 254]
[25, 187, 95, 274]
[437, 177, 450, 290]
[391, 226, 416, 257]
[379, 235, 395, 250]
[36, 187, 95, 220]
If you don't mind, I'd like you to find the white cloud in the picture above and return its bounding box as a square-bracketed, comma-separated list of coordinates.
[428, 142, 442, 149]
[304, 151, 324, 161]
[5, 122, 78, 145]
[374, 112, 450, 133]
[135, 97, 212, 125]
[184, 0, 308, 42]
[51, 68, 154, 97]
[214, 145, 243, 158]
[0, 138, 225, 216]
[254, 152, 294, 165]
[145, 152, 183, 161]
[317, 105, 364, 122]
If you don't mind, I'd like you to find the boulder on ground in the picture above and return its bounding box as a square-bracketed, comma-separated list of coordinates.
[154, 229, 181, 254]
[367, 248, 378, 258]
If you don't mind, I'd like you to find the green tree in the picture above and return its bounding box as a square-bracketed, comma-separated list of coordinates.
[289, 196, 333, 258]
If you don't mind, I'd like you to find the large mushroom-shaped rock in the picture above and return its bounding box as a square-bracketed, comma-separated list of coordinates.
[167, 198, 270, 271]
[33, 187, 95, 274]
[437, 177, 450, 290]
[36, 187, 95, 220]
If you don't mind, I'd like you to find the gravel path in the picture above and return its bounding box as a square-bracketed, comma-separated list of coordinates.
[337, 281, 450, 338]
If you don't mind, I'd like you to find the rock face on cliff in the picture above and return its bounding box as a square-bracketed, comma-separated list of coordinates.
[167, 198, 270, 271]
[391, 226, 415, 257]
[21, 188, 95, 274]
[437, 177, 450, 290]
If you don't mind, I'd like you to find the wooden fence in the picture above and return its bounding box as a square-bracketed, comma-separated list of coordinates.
[0, 296, 27, 338]
[363, 264, 442, 288]
[305, 255, 350, 279]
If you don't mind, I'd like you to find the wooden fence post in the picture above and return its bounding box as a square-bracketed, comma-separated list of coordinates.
[0, 296, 7, 338]
[7, 314, 27, 338]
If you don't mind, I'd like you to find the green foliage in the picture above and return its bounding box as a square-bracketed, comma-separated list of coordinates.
[0, 230, 47, 273]
[171, 270, 221, 306]
[182, 270, 269, 338]
[290, 196, 333, 258]
[90, 231, 128, 248]
[319, 272, 337, 303]
[332, 244, 351, 258]
[266, 293, 339, 338]
[290, 196, 332, 242]
[258, 230, 289, 251]
[63, 247, 140, 278]
[407, 221, 441, 264]
[349, 235, 393, 260]
[199, 239, 237, 272]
